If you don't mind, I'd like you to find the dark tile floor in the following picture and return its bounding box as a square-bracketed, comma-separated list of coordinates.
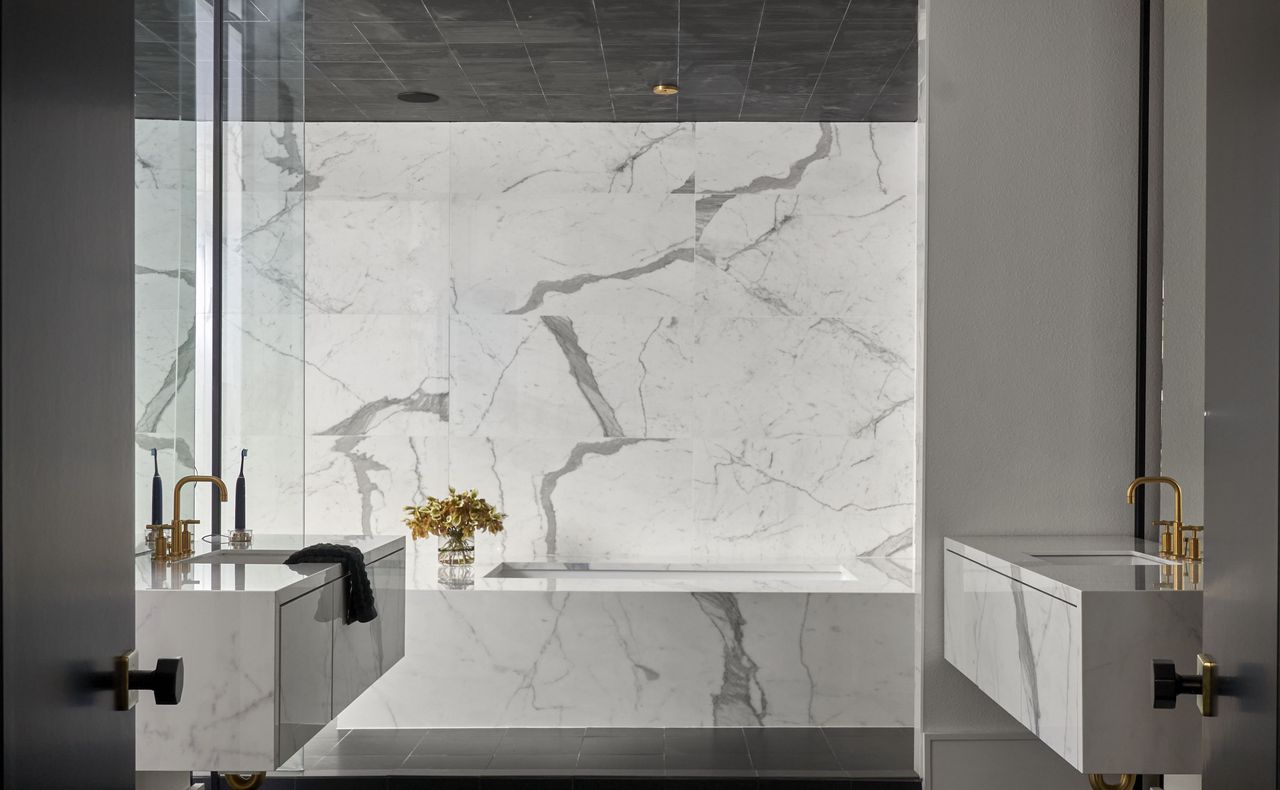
[227, 727, 919, 790]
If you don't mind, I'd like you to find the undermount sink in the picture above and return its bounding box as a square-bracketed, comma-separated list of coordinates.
[1030, 551, 1175, 567]
[180, 549, 296, 565]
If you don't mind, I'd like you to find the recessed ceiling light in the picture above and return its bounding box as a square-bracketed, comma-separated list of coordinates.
[397, 91, 441, 103]
[651, 83, 679, 96]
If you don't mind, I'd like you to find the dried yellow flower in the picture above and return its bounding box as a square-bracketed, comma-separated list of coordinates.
[403, 488, 506, 542]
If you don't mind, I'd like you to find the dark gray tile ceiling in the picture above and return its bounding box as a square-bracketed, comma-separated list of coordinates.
[135, 0, 918, 122]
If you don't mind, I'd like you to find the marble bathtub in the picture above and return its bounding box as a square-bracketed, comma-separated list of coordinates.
[335, 554, 914, 730]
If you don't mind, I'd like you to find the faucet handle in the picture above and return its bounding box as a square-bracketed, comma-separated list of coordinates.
[1153, 520, 1176, 555]
[175, 520, 199, 557]
[151, 533, 171, 562]
[146, 523, 174, 561]
[1182, 525, 1204, 561]
[144, 523, 167, 545]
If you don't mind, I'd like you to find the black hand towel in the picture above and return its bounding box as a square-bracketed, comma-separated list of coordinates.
[285, 543, 378, 624]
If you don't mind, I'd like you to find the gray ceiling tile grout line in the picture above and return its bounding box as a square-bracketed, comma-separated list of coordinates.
[737, 0, 769, 121]
[801, 0, 855, 117]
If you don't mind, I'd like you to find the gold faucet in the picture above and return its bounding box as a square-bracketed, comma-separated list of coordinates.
[1126, 475, 1187, 559]
[149, 475, 228, 562]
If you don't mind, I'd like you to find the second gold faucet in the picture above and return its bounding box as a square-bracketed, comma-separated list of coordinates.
[1126, 475, 1202, 560]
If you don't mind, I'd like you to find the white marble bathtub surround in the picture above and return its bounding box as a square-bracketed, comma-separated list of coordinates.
[225, 121, 309, 195]
[135, 120, 201, 545]
[135, 188, 197, 309]
[136, 118, 197, 192]
[694, 122, 916, 199]
[449, 122, 693, 196]
[303, 197, 449, 316]
[135, 308, 189, 436]
[303, 313, 450, 437]
[451, 193, 696, 316]
[222, 190, 307, 316]
[690, 315, 915, 441]
[304, 435, 448, 538]
[290, 121, 916, 565]
[446, 436, 696, 563]
[693, 437, 915, 562]
[694, 192, 916, 318]
[337, 589, 912, 729]
[222, 312, 304, 438]
[303, 122, 450, 199]
[450, 314, 692, 439]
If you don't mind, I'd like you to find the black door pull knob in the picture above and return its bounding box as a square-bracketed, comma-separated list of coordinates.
[1152, 658, 1203, 709]
[130, 657, 184, 705]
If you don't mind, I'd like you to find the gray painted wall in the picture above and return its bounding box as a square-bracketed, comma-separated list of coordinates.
[918, 0, 1140, 784]
[1160, 0, 1207, 526]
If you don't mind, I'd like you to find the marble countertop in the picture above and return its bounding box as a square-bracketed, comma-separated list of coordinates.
[415, 555, 914, 594]
[134, 533, 404, 601]
[945, 535, 1202, 605]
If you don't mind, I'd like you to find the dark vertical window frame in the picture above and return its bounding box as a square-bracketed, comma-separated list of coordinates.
[210, 0, 225, 535]
[1135, 0, 1152, 540]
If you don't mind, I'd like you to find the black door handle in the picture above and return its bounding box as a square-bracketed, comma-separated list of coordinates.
[131, 656, 184, 705]
[114, 650, 184, 709]
[1152, 658, 1201, 708]
[1153, 655, 1217, 716]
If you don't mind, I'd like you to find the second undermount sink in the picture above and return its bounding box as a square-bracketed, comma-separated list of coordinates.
[1030, 550, 1176, 567]
[181, 549, 297, 565]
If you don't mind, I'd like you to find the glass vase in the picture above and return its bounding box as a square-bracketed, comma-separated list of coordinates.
[438, 531, 475, 566]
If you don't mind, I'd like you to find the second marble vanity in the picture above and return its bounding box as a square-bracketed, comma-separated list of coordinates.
[944, 535, 1203, 775]
[135, 534, 405, 773]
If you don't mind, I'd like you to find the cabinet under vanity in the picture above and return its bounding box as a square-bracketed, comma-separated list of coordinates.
[134, 535, 405, 772]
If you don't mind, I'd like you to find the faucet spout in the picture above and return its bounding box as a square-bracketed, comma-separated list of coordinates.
[1127, 475, 1185, 557]
[172, 475, 229, 524]
[1126, 475, 1183, 525]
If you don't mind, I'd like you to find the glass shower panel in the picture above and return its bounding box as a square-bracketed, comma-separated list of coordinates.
[133, 0, 211, 549]
[220, 0, 307, 537]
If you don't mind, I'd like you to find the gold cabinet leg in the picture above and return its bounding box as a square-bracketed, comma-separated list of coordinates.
[222, 772, 267, 790]
[1088, 775, 1137, 790]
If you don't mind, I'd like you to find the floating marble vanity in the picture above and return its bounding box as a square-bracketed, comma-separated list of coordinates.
[135, 534, 405, 772]
[944, 536, 1202, 775]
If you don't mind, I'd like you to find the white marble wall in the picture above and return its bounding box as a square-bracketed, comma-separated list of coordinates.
[141, 121, 918, 733]
[292, 121, 918, 568]
[134, 120, 199, 548]
[339, 590, 914, 728]
[222, 121, 309, 532]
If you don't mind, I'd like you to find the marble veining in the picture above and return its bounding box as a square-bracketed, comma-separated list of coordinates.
[945, 536, 1203, 774]
[337, 585, 913, 729]
[136, 536, 405, 771]
[140, 120, 918, 735]
[287, 121, 917, 570]
[134, 119, 200, 547]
